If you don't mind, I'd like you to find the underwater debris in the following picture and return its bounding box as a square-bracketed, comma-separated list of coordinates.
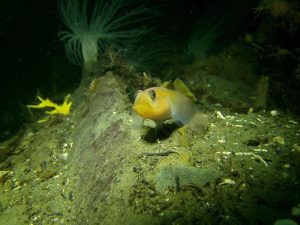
[216, 151, 269, 167]
[218, 178, 236, 186]
[155, 165, 220, 193]
[215, 111, 226, 120]
[0, 170, 9, 184]
[272, 136, 285, 145]
[270, 110, 279, 116]
[144, 150, 177, 157]
[243, 33, 264, 51]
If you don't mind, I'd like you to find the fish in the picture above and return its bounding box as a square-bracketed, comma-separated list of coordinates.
[132, 79, 197, 127]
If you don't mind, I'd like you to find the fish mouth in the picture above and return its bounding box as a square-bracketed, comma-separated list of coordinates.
[132, 103, 141, 115]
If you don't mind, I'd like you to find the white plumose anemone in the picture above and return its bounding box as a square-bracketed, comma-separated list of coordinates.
[58, 0, 148, 71]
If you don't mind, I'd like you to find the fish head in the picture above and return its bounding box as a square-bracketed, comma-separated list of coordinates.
[133, 87, 171, 122]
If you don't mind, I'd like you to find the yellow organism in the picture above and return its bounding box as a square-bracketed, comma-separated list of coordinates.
[133, 79, 197, 126]
[27, 94, 72, 122]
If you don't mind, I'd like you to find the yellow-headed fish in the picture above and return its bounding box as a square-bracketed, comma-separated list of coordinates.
[133, 79, 197, 126]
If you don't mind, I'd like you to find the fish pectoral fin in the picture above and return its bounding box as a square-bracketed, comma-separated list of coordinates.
[131, 112, 145, 129]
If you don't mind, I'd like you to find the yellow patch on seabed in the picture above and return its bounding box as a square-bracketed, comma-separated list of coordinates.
[178, 126, 192, 147]
[156, 150, 193, 169]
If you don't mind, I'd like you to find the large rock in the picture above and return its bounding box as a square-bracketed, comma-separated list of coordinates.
[68, 74, 140, 224]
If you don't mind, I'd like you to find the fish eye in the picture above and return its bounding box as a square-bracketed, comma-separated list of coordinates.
[148, 90, 156, 101]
